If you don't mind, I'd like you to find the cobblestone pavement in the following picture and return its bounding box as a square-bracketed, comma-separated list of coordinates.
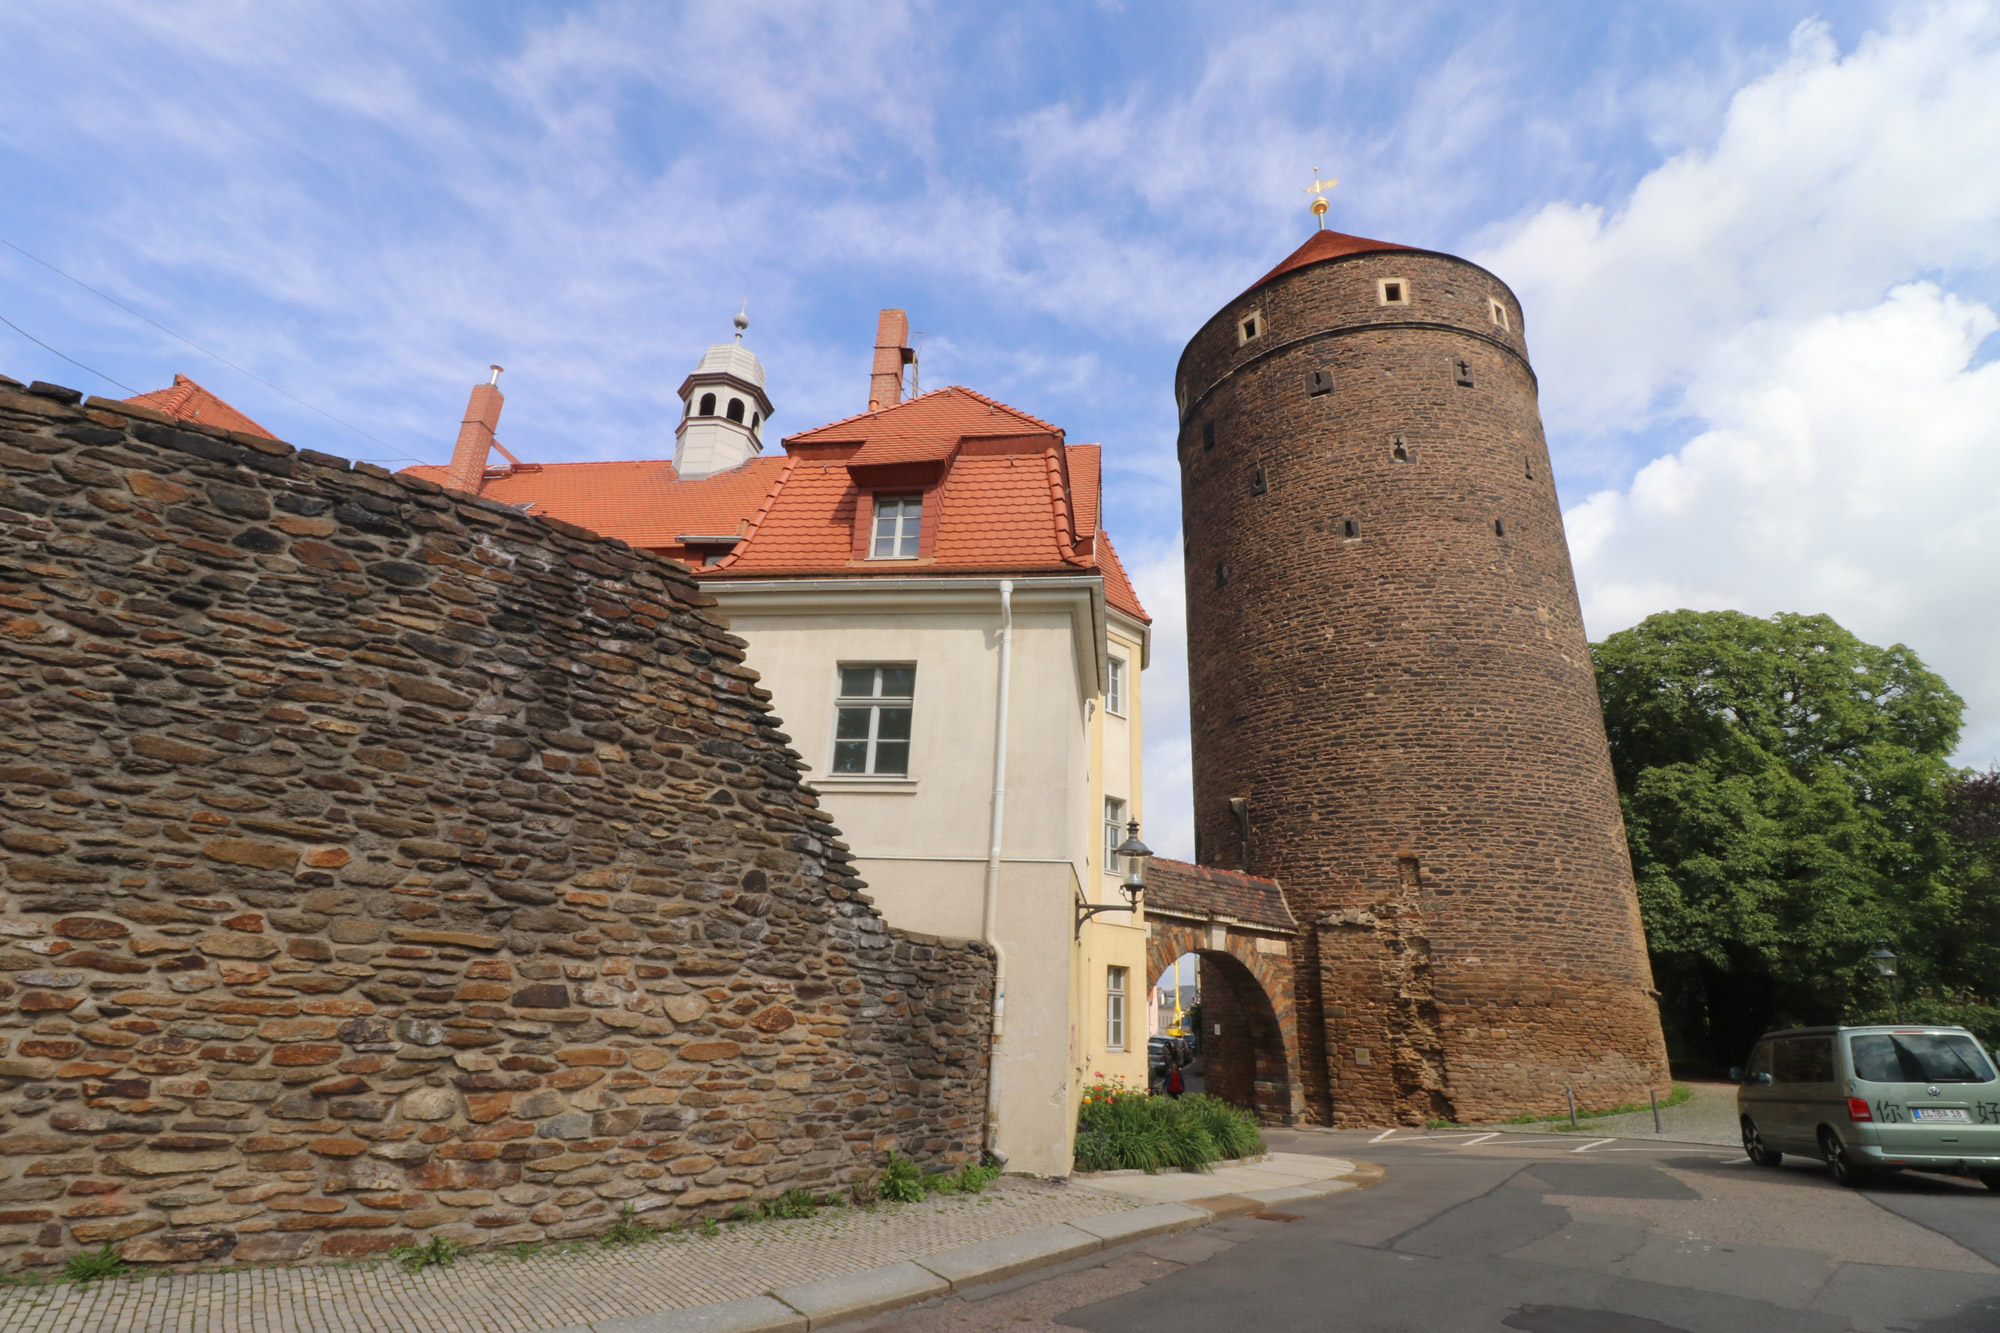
[0, 1178, 1134, 1333]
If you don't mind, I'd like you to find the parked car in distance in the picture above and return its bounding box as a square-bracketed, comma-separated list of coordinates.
[1736, 1025, 2000, 1190]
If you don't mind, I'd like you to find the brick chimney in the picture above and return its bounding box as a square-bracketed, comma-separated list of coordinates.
[444, 366, 504, 495]
[868, 310, 913, 411]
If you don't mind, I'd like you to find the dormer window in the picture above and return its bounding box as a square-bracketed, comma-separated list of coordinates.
[698, 392, 717, 416]
[871, 494, 922, 559]
[1237, 309, 1264, 345]
[727, 397, 746, 423]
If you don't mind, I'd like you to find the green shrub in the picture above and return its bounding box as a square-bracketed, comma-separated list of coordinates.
[1074, 1078, 1263, 1173]
[771, 1187, 820, 1219]
[63, 1244, 127, 1284]
[877, 1152, 926, 1203]
[927, 1161, 1000, 1195]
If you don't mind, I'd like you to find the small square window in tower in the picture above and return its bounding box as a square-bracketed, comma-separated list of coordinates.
[832, 664, 916, 776]
[1453, 357, 1475, 388]
[871, 494, 922, 559]
[1488, 297, 1511, 331]
[1342, 519, 1359, 540]
[1392, 435, 1410, 463]
[1309, 369, 1334, 396]
[1237, 309, 1264, 345]
[1378, 278, 1411, 306]
[1250, 465, 1268, 496]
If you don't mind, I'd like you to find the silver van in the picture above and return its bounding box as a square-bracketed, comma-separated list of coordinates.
[1737, 1025, 2000, 1189]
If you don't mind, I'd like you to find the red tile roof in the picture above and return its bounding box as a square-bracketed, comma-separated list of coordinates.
[1144, 858, 1296, 931]
[126, 374, 278, 439]
[399, 383, 1149, 624]
[1248, 228, 1413, 294]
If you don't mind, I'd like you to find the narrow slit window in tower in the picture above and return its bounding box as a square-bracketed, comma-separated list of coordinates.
[1378, 278, 1410, 306]
[1342, 519, 1359, 540]
[1216, 561, 1231, 587]
[1494, 518, 1506, 537]
[1309, 369, 1334, 396]
[1488, 297, 1510, 330]
[1250, 466, 1267, 495]
[1202, 421, 1216, 451]
[1453, 358, 1474, 387]
[1392, 436, 1409, 462]
[1525, 458, 1534, 479]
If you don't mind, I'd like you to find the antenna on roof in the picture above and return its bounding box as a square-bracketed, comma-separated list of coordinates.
[733, 300, 749, 343]
[908, 332, 924, 398]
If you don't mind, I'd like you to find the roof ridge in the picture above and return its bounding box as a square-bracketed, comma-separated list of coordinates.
[784, 384, 1061, 446]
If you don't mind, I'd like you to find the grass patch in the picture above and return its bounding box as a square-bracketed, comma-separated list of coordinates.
[1073, 1077, 1266, 1174]
[62, 1245, 128, 1285]
[388, 1236, 461, 1275]
[1499, 1083, 1695, 1127]
[601, 1203, 657, 1247]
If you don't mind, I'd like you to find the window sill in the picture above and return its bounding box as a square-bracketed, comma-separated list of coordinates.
[815, 775, 921, 794]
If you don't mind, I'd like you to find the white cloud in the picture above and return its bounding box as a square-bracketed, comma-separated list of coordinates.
[1125, 536, 1194, 861]
[1484, 5, 2000, 446]
[1568, 282, 2000, 764]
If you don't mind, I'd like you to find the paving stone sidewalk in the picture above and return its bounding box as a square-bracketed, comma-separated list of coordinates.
[0, 1178, 1137, 1333]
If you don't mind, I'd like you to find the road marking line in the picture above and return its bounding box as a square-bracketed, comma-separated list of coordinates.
[1369, 1129, 1400, 1143]
[1570, 1138, 1618, 1153]
[1458, 1133, 1500, 1146]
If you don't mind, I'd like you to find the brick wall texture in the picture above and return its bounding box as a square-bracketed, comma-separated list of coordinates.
[0, 378, 992, 1271]
[1175, 246, 1670, 1126]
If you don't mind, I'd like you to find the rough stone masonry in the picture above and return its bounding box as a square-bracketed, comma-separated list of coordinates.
[0, 374, 992, 1271]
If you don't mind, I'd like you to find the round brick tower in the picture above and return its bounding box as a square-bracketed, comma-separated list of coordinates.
[1176, 227, 1670, 1126]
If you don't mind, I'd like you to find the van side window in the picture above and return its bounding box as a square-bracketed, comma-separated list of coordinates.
[1745, 1042, 1773, 1081]
[1774, 1036, 1834, 1083]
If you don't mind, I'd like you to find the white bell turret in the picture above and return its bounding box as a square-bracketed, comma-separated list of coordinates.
[674, 310, 773, 480]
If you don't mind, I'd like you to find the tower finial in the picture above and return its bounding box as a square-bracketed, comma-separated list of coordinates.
[1305, 167, 1339, 230]
[733, 300, 749, 343]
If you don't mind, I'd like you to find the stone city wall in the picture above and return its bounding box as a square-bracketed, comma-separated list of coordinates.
[0, 375, 992, 1270]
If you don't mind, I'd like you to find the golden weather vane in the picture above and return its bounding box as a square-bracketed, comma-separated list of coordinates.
[1304, 167, 1339, 230]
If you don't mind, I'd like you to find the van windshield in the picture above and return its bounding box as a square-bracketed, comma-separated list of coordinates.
[1849, 1033, 1997, 1084]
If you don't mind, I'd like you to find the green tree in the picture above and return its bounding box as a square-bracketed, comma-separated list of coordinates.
[1593, 610, 1963, 1068]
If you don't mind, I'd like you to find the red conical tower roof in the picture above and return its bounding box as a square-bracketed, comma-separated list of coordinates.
[1247, 228, 1413, 293]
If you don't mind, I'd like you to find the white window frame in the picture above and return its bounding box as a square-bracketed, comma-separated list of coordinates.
[1106, 966, 1128, 1051]
[871, 494, 922, 560]
[1105, 657, 1127, 717]
[1103, 796, 1127, 875]
[1487, 297, 1510, 330]
[830, 663, 916, 777]
[1236, 308, 1264, 345]
[1377, 277, 1411, 306]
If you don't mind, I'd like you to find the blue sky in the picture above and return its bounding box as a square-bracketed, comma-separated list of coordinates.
[4, 0, 1998, 859]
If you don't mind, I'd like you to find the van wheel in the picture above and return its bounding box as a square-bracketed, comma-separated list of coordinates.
[1821, 1129, 1871, 1188]
[1741, 1117, 1782, 1167]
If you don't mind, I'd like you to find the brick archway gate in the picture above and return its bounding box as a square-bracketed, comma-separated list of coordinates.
[1142, 860, 1303, 1124]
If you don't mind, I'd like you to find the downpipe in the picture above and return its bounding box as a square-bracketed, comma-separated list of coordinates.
[982, 580, 1013, 1162]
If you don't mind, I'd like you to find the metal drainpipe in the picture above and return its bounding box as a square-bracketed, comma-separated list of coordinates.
[981, 580, 1014, 1162]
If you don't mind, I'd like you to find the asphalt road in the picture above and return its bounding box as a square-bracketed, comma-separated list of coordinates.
[859, 1126, 2000, 1333]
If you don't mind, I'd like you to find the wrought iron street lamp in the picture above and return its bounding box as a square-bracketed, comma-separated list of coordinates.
[1077, 821, 1150, 938]
[1871, 941, 1903, 1023]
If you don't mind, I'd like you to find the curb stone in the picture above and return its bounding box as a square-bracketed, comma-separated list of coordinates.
[532, 1161, 1376, 1333]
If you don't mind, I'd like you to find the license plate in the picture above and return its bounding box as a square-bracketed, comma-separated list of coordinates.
[1911, 1108, 1969, 1122]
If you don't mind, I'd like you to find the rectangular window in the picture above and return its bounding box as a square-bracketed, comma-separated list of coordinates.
[1106, 658, 1127, 717]
[832, 664, 915, 775]
[871, 495, 922, 559]
[1104, 796, 1127, 873]
[1106, 967, 1127, 1050]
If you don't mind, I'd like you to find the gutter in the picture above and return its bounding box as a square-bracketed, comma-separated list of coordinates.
[982, 579, 1013, 1164]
